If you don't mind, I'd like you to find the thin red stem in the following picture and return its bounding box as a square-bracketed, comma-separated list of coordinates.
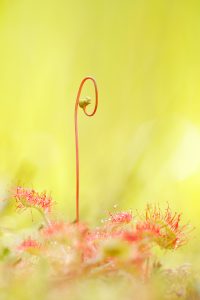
[74, 77, 98, 223]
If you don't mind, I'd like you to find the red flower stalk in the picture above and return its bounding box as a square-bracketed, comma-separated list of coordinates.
[74, 77, 98, 223]
[13, 187, 53, 213]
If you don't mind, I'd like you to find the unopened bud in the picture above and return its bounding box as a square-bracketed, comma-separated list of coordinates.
[79, 96, 91, 109]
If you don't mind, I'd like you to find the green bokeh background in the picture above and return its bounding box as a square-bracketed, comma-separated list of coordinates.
[0, 0, 200, 229]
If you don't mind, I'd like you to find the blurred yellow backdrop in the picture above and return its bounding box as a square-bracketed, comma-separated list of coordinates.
[0, 0, 200, 228]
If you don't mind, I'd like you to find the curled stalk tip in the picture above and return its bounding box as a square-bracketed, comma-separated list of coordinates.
[79, 96, 91, 109]
[74, 77, 98, 223]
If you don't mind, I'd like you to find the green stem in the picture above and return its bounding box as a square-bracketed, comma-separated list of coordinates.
[34, 207, 51, 226]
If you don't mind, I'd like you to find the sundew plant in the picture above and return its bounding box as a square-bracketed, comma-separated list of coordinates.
[0, 77, 197, 300]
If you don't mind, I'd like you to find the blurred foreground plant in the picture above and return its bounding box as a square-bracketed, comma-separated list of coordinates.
[0, 78, 195, 300]
[1, 188, 192, 300]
